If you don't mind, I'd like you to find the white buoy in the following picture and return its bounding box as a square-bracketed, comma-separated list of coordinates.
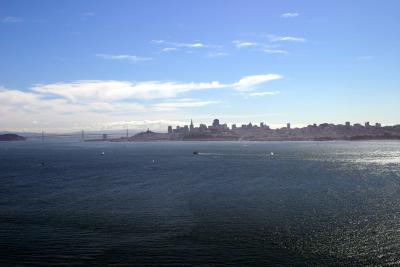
[101, 151, 105, 156]
[152, 159, 155, 163]
[270, 152, 274, 156]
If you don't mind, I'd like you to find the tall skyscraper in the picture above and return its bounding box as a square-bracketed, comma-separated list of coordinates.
[190, 119, 194, 132]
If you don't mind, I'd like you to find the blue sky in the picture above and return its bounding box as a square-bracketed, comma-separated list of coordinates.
[1, 0, 399, 132]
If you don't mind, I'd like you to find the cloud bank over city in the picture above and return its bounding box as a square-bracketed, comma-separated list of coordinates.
[0, 74, 282, 131]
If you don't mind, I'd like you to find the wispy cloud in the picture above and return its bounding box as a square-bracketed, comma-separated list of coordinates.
[263, 49, 289, 55]
[269, 35, 306, 43]
[208, 52, 229, 58]
[152, 40, 208, 48]
[96, 54, 153, 62]
[82, 12, 95, 17]
[184, 43, 205, 48]
[356, 56, 375, 62]
[232, 40, 258, 48]
[233, 74, 283, 91]
[1, 16, 23, 24]
[248, 91, 280, 97]
[161, 47, 178, 52]
[281, 12, 300, 18]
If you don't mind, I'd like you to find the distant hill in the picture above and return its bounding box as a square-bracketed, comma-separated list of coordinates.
[0, 134, 26, 141]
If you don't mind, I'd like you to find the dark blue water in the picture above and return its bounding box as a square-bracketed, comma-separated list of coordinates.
[1, 141, 400, 266]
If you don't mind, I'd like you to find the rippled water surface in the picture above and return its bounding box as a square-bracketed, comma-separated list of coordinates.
[1, 141, 400, 266]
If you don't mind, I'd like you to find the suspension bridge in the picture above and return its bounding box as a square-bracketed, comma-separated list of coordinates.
[24, 129, 133, 142]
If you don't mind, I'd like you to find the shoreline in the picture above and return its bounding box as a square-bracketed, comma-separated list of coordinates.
[87, 137, 400, 143]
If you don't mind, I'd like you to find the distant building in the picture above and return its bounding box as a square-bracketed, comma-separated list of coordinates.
[231, 124, 237, 129]
[168, 126, 173, 134]
[260, 122, 264, 128]
[102, 134, 108, 140]
[173, 126, 180, 134]
[375, 123, 381, 127]
[199, 124, 207, 132]
[287, 123, 291, 129]
[212, 119, 220, 127]
[365, 121, 370, 128]
[345, 121, 351, 127]
[190, 119, 194, 132]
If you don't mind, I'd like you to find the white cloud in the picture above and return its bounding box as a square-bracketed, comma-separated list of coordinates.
[186, 43, 204, 48]
[151, 40, 208, 48]
[248, 91, 280, 97]
[232, 40, 258, 48]
[96, 54, 153, 62]
[233, 74, 283, 91]
[0, 74, 283, 131]
[153, 99, 220, 111]
[0, 87, 84, 115]
[269, 35, 306, 43]
[4, 74, 283, 105]
[2, 16, 23, 24]
[263, 49, 289, 55]
[85, 102, 145, 114]
[32, 74, 282, 102]
[151, 40, 165, 44]
[281, 12, 300, 18]
[161, 47, 178, 52]
[32, 80, 226, 102]
[0, 87, 145, 115]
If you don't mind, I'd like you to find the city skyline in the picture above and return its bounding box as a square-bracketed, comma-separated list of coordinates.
[168, 118, 387, 133]
[1, 0, 400, 132]
[120, 117, 400, 141]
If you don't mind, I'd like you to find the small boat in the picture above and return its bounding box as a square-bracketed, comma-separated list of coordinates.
[101, 152, 105, 156]
[193, 151, 199, 155]
[270, 152, 274, 156]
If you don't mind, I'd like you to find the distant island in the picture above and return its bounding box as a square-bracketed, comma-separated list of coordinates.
[0, 134, 26, 141]
[109, 119, 400, 142]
